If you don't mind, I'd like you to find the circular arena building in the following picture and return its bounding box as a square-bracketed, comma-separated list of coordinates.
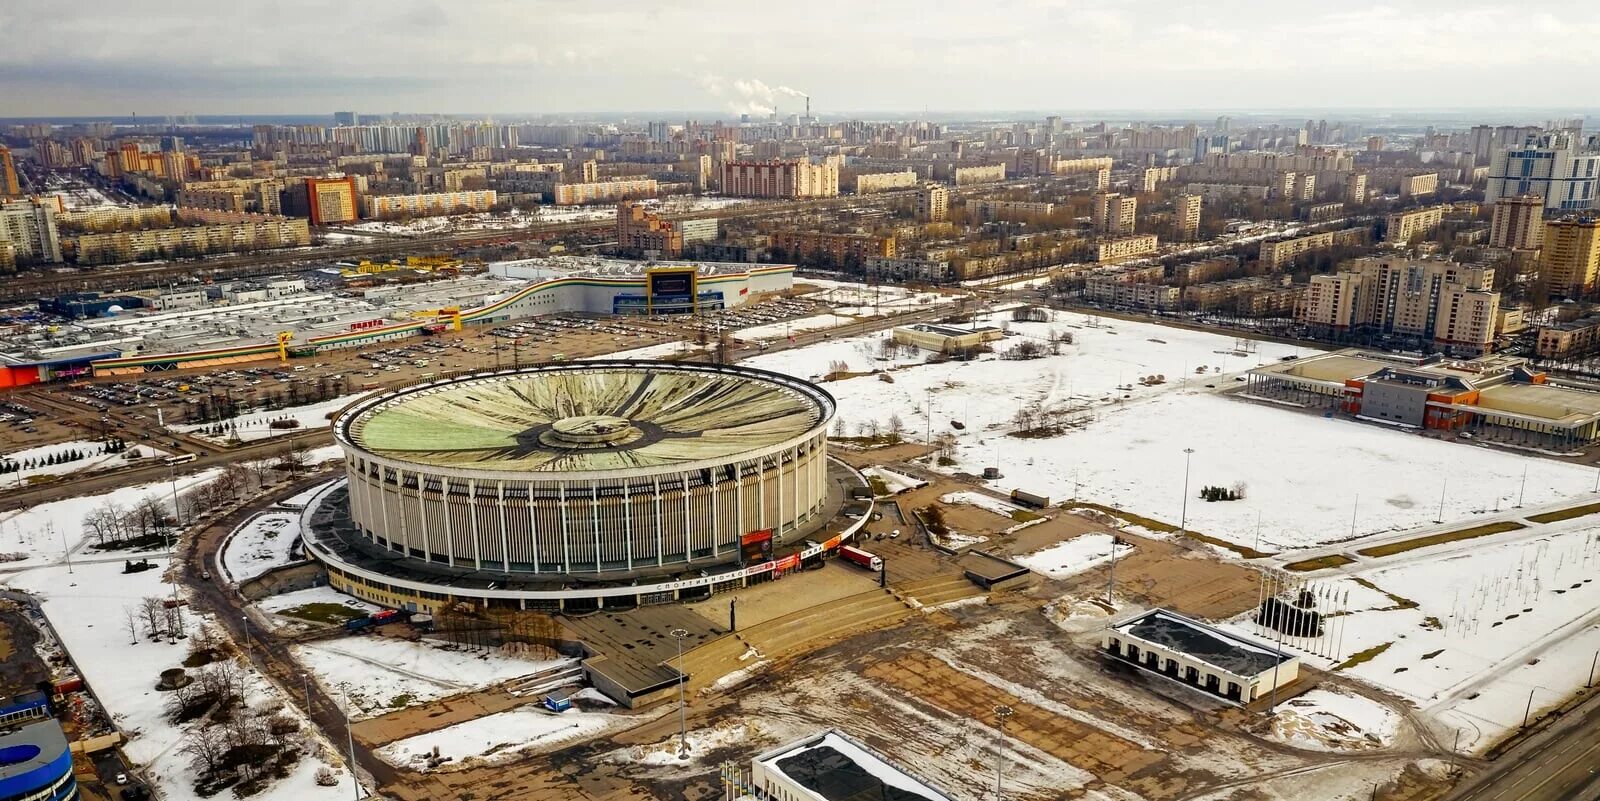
[330, 361, 838, 583]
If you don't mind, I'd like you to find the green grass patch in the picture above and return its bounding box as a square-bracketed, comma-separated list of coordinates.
[1528, 502, 1600, 524]
[1010, 509, 1043, 523]
[277, 603, 366, 626]
[1349, 577, 1419, 610]
[1335, 641, 1393, 671]
[389, 693, 415, 708]
[867, 477, 889, 497]
[1063, 501, 1273, 559]
[1356, 521, 1526, 558]
[1283, 554, 1356, 572]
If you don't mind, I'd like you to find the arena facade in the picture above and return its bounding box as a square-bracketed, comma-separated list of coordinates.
[304, 361, 870, 612]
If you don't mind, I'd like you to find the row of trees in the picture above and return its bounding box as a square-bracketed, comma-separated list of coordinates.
[0, 438, 129, 475]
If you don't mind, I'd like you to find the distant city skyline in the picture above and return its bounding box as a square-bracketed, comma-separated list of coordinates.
[4, 0, 1600, 117]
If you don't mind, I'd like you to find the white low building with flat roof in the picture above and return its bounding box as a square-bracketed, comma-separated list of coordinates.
[746, 729, 957, 801]
[1104, 608, 1299, 703]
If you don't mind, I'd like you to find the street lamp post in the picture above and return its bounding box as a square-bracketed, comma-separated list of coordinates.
[1179, 448, 1195, 536]
[302, 672, 312, 711]
[241, 614, 251, 660]
[671, 628, 690, 759]
[993, 704, 1013, 801]
[343, 694, 362, 801]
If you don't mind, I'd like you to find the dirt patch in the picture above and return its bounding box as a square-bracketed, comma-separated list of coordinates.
[1284, 554, 1356, 572]
[1527, 502, 1600, 524]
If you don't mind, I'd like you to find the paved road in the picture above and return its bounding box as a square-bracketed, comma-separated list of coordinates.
[1446, 683, 1600, 801]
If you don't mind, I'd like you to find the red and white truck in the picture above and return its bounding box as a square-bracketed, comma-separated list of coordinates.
[838, 545, 883, 572]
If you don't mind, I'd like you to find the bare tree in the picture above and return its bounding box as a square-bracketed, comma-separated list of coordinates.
[886, 413, 906, 443]
[140, 596, 167, 639]
[123, 605, 141, 645]
[178, 728, 228, 776]
[832, 417, 848, 438]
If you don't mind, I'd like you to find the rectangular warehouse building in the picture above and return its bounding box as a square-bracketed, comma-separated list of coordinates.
[1104, 608, 1299, 703]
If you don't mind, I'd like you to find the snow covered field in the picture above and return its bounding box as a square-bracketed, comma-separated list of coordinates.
[861, 466, 926, 495]
[940, 491, 1023, 518]
[4, 560, 357, 801]
[294, 637, 570, 717]
[1016, 534, 1133, 579]
[0, 469, 221, 568]
[377, 705, 632, 770]
[801, 280, 958, 317]
[0, 439, 166, 483]
[173, 394, 368, 442]
[745, 308, 1599, 551]
[219, 511, 302, 581]
[258, 586, 378, 617]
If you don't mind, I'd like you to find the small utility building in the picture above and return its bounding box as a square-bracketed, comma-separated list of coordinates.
[748, 729, 956, 801]
[1104, 608, 1298, 703]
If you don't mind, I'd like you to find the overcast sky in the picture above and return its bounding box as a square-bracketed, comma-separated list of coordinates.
[3, 0, 1598, 118]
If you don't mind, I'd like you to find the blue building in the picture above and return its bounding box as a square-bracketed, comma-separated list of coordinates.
[0, 711, 77, 801]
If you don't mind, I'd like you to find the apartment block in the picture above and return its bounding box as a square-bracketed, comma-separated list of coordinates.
[71, 213, 310, 265]
[1092, 234, 1159, 262]
[1091, 192, 1137, 234]
[1139, 166, 1181, 192]
[1299, 257, 1500, 353]
[1540, 217, 1600, 295]
[58, 204, 175, 231]
[0, 146, 19, 196]
[915, 184, 949, 222]
[971, 199, 1055, 223]
[771, 230, 895, 264]
[1182, 275, 1290, 311]
[1051, 157, 1114, 177]
[1384, 206, 1447, 243]
[853, 171, 917, 194]
[952, 164, 1006, 186]
[1398, 173, 1439, 197]
[1536, 314, 1600, 358]
[1173, 256, 1239, 285]
[1174, 194, 1201, 239]
[1489, 194, 1545, 251]
[1083, 278, 1180, 310]
[1258, 228, 1367, 270]
[363, 189, 497, 218]
[0, 199, 63, 263]
[1486, 133, 1600, 211]
[303, 176, 359, 225]
[1181, 183, 1272, 204]
[552, 178, 659, 205]
[721, 160, 839, 198]
[616, 200, 683, 258]
[678, 217, 718, 244]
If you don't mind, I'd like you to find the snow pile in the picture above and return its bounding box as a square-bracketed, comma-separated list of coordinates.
[1266, 690, 1400, 751]
[861, 466, 926, 495]
[607, 720, 755, 766]
[376, 705, 632, 770]
[1016, 534, 1132, 579]
[258, 587, 378, 617]
[295, 637, 570, 716]
[220, 512, 301, 582]
[940, 491, 1023, 518]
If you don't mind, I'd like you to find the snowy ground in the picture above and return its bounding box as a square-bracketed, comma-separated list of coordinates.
[861, 466, 926, 495]
[745, 308, 1599, 551]
[376, 705, 633, 770]
[1264, 690, 1401, 751]
[800, 280, 958, 317]
[172, 394, 368, 443]
[294, 637, 571, 717]
[585, 341, 695, 361]
[604, 720, 754, 766]
[734, 313, 856, 342]
[219, 511, 301, 582]
[1230, 523, 1600, 755]
[0, 439, 166, 483]
[940, 491, 1023, 518]
[258, 586, 379, 617]
[4, 559, 357, 801]
[0, 469, 222, 568]
[1015, 534, 1133, 579]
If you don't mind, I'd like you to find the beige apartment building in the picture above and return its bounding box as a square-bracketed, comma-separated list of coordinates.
[1084, 278, 1180, 310]
[1344, 172, 1369, 204]
[57, 204, 175, 231]
[1384, 206, 1447, 243]
[1093, 234, 1159, 262]
[1173, 255, 1239, 285]
[304, 176, 360, 225]
[952, 164, 1006, 186]
[1052, 156, 1114, 177]
[915, 184, 949, 222]
[1091, 192, 1137, 234]
[853, 171, 917, 194]
[1489, 194, 1544, 250]
[1139, 166, 1181, 192]
[1182, 182, 1272, 204]
[1258, 228, 1367, 270]
[363, 189, 497, 218]
[1398, 173, 1439, 197]
[1174, 194, 1201, 240]
[552, 178, 658, 205]
[722, 160, 839, 198]
[1540, 217, 1600, 294]
[71, 212, 310, 264]
[1300, 257, 1501, 353]
[971, 199, 1055, 222]
[1536, 314, 1600, 358]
